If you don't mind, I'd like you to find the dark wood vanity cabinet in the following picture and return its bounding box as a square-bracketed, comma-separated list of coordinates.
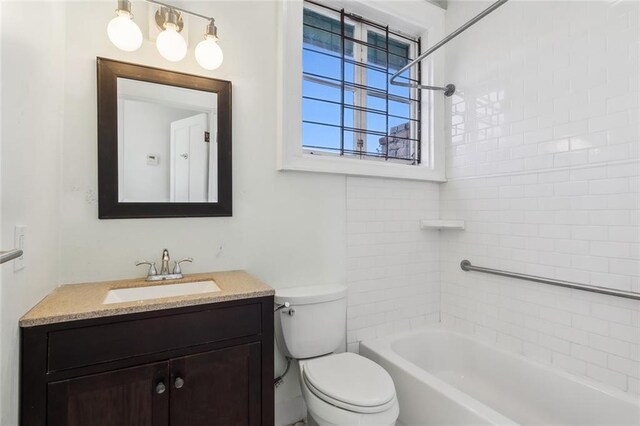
[20, 297, 274, 426]
[47, 361, 169, 426]
[169, 343, 261, 426]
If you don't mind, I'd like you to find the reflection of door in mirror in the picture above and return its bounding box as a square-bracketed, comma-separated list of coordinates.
[170, 113, 211, 202]
[117, 78, 217, 203]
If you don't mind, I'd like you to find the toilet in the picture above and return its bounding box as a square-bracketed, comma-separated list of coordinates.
[275, 285, 399, 426]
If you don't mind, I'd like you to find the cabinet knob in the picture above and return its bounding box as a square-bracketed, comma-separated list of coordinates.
[155, 381, 166, 394]
[174, 377, 184, 389]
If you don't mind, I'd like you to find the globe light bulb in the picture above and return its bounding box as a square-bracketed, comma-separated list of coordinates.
[107, 10, 143, 52]
[195, 36, 224, 70]
[156, 22, 187, 62]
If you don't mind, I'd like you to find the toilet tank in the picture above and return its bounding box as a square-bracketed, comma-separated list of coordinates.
[275, 285, 347, 359]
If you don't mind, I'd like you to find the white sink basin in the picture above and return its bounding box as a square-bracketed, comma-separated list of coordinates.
[103, 280, 221, 304]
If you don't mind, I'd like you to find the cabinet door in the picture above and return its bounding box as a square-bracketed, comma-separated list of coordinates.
[47, 362, 169, 426]
[170, 343, 262, 426]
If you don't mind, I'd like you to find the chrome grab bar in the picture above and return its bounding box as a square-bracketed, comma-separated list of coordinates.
[390, 0, 510, 96]
[0, 249, 23, 265]
[460, 260, 640, 301]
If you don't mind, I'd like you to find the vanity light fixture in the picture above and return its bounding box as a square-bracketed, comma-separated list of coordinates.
[195, 20, 224, 70]
[107, 0, 143, 52]
[155, 7, 187, 62]
[106, 0, 224, 70]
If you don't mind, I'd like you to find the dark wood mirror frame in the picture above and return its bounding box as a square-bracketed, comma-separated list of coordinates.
[97, 57, 232, 219]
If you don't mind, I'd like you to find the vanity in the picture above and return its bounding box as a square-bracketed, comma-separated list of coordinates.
[19, 271, 274, 426]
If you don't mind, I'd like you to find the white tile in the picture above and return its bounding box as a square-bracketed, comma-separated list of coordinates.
[554, 120, 589, 139]
[609, 259, 640, 276]
[608, 354, 640, 379]
[553, 352, 587, 375]
[610, 323, 640, 344]
[589, 178, 629, 195]
[555, 324, 589, 345]
[554, 182, 589, 196]
[587, 364, 628, 391]
[572, 313, 609, 335]
[589, 145, 630, 163]
[439, 0, 639, 397]
[345, 177, 440, 346]
[539, 139, 570, 155]
[589, 334, 632, 358]
[589, 111, 629, 134]
[539, 333, 572, 355]
[571, 226, 609, 241]
[591, 303, 638, 325]
[571, 344, 608, 367]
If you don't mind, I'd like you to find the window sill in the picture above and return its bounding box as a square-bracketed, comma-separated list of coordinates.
[278, 153, 446, 182]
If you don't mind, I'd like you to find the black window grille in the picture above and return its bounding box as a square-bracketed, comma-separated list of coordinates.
[302, 1, 422, 164]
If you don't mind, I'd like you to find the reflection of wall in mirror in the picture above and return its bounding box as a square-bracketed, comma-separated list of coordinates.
[117, 78, 218, 203]
[120, 100, 204, 202]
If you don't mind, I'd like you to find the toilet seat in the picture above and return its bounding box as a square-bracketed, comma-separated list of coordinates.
[301, 353, 396, 414]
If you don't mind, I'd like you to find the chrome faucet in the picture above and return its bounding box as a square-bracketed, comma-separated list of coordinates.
[136, 249, 193, 281]
[160, 249, 171, 275]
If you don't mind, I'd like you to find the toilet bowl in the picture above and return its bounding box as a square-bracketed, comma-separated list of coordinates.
[300, 353, 399, 426]
[275, 285, 399, 426]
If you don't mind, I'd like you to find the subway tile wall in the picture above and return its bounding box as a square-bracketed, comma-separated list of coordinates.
[345, 177, 441, 352]
[441, 0, 639, 394]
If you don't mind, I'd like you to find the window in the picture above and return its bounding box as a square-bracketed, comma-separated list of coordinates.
[302, 2, 422, 165]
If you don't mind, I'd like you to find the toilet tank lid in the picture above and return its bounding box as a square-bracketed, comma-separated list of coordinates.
[275, 285, 347, 305]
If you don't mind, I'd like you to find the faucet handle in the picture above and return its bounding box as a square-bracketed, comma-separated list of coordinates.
[136, 261, 157, 277]
[172, 258, 193, 275]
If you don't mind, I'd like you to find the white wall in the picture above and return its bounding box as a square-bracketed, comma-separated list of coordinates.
[63, 1, 349, 423]
[441, 0, 639, 395]
[59, 0, 346, 284]
[0, 2, 65, 425]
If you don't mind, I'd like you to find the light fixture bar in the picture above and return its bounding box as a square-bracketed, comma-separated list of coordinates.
[146, 0, 214, 22]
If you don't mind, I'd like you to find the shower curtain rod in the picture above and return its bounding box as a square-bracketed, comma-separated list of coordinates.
[390, 0, 510, 97]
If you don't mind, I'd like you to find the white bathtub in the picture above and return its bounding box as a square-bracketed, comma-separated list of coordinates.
[360, 327, 640, 426]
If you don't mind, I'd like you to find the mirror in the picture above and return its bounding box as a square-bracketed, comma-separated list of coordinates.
[117, 78, 217, 203]
[97, 58, 232, 218]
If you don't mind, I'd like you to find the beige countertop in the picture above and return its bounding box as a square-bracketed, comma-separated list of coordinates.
[20, 271, 274, 327]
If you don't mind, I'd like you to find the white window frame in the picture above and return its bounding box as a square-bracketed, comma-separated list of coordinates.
[277, 0, 447, 182]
